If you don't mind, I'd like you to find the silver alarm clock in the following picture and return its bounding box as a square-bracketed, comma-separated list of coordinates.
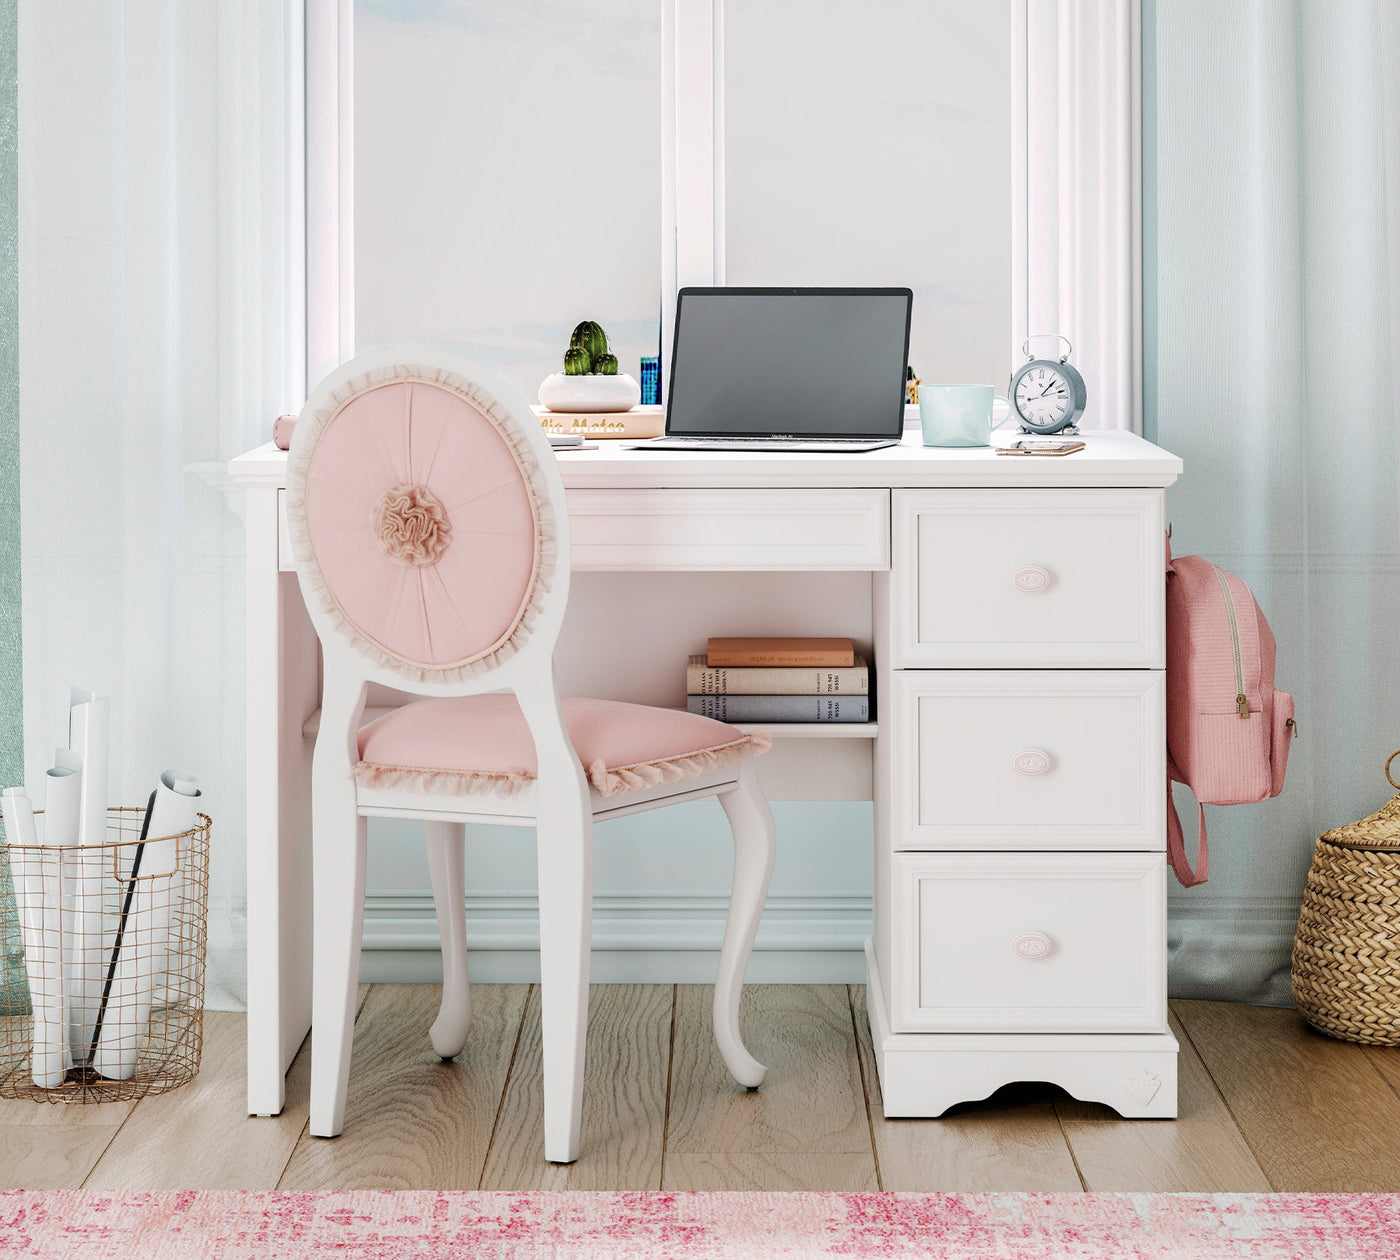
[1009, 335, 1087, 434]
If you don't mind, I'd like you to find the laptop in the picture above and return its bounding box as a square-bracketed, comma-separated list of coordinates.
[635, 287, 913, 452]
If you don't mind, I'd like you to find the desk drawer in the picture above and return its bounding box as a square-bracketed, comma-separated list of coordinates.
[566, 488, 889, 571]
[892, 670, 1164, 850]
[892, 488, 1163, 667]
[892, 851, 1167, 1033]
[275, 486, 890, 573]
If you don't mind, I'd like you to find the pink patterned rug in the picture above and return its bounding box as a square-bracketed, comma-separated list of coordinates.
[2, 1190, 1398, 1258]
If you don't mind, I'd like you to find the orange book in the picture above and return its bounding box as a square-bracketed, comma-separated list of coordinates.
[705, 637, 855, 668]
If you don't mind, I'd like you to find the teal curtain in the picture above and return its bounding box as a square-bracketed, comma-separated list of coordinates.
[0, 0, 23, 1009]
[1148, 0, 1400, 1003]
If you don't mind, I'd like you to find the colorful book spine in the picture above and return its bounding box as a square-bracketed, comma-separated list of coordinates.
[687, 695, 870, 723]
[687, 655, 869, 695]
[705, 637, 856, 668]
[640, 356, 661, 405]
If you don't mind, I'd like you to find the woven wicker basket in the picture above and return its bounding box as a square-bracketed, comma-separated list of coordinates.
[1292, 752, 1400, 1045]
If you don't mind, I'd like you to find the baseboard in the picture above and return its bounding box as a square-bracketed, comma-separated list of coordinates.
[1166, 894, 1301, 1006]
[354, 888, 1302, 996]
[359, 888, 874, 984]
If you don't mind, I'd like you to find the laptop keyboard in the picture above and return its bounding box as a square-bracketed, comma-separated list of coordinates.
[637, 436, 899, 452]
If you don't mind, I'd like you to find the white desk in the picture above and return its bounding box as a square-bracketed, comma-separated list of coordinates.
[230, 430, 1183, 1120]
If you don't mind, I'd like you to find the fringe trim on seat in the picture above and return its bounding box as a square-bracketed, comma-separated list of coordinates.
[352, 761, 535, 797]
[586, 731, 771, 797]
[352, 731, 772, 800]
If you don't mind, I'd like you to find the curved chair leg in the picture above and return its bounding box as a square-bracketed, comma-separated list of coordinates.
[309, 778, 367, 1138]
[425, 820, 471, 1059]
[715, 760, 777, 1088]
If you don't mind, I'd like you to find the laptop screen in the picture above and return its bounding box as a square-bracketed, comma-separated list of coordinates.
[665, 288, 913, 439]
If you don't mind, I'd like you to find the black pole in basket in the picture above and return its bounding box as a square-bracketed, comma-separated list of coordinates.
[86, 786, 158, 1066]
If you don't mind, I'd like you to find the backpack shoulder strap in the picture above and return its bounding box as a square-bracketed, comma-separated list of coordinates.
[1166, 756, 1209, 887]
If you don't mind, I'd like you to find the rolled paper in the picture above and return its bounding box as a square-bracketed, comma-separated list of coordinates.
[66, 690, 110, 1062]
[3, 787, 69, 1088]
[92, 770, 200, 1081]
[48, 759, 84, 1067]
[69, 690, 109, 850]
[44, 763, 81, 848]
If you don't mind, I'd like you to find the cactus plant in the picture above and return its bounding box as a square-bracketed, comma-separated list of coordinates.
[564, 346, 592, 376]
[592, 352, 618, 376]
[569, 320, 609, 362]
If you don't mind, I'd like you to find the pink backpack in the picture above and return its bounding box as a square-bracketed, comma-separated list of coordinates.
[1164, 541, 1297, 886]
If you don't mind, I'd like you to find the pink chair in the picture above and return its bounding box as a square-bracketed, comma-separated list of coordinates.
[285, 349, 776, 1163]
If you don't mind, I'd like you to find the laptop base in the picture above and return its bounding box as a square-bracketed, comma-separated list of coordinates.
[630, 436, 900, 453]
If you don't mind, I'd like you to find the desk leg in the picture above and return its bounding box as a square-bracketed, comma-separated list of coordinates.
[245, 488, 318, 1116]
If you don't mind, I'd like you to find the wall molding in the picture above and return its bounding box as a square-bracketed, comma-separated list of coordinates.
[364, 887, 873, 951]
[219, 0, 308, 445]
[305, 0, 353, 384]
[1166, 895, 1300, 1007]
[359, 887, 1299, 997]
[1014, 0, 1141, 432]
[361, 888, 873, 984]
[660, 0, 725, 400]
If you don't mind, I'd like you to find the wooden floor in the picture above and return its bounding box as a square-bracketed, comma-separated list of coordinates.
[7, 984, 1400, 1192]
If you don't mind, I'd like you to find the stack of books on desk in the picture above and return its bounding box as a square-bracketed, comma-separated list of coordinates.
[686, 638, 870, 723]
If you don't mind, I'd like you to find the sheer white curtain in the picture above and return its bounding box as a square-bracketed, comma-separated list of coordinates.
[1148, 0, 1400, 1002]
[18, 1, 297, 1009]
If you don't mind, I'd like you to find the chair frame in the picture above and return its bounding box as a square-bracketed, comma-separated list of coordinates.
[287, 348, 776, 1163]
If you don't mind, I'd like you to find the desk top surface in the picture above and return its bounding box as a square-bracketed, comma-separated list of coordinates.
[229, 428, 1181, 491]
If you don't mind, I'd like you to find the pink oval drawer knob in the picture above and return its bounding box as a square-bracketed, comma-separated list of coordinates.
[1012, 932, 1053, 960]
[1012, 749, 1052, 776]
[1011, 566, 1051, 593]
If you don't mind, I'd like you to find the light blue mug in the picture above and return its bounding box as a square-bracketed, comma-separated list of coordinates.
[919, 384, 1012, 448]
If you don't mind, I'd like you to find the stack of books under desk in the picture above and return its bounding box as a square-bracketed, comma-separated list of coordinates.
[686, 638, 870, 726]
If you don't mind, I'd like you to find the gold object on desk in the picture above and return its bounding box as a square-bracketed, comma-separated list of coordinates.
[532, 405, 663, 440]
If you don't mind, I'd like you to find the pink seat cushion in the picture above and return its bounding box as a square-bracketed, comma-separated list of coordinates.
[355, 695, 770, 798]
[303, 379, 540, 670]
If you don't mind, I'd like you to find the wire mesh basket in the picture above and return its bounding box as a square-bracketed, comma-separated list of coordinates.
[0, 807, 210, 1102]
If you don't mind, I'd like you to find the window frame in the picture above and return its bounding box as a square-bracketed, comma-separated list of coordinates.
[302, 0, 1141, 430]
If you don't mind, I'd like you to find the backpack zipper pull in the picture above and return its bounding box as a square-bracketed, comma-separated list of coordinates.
[1237, 692, 1249, 718]
[1287, 717, 1298, 738]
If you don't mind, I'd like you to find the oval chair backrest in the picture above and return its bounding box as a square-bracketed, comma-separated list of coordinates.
[285, 353, 566, 689]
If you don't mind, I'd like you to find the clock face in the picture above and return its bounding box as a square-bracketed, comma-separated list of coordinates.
[1014, 364, 1073, 428]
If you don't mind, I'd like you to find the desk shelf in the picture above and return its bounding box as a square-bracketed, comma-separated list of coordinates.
[303, 706, 877, 742]
[721, 719, 878, 740]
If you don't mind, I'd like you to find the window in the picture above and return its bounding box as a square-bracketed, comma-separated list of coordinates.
[327, 3, 1136, 428]
[723, 0, 1011, 388]
[353, 0, 663, 401]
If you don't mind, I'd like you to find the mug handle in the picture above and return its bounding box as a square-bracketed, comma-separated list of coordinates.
[991, 394, 1013, 431]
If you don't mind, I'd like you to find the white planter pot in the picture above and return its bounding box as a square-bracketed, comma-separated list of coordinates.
[538, 372, 642, 414]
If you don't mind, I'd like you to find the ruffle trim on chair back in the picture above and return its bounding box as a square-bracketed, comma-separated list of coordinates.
[286, 361, 557, 684]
